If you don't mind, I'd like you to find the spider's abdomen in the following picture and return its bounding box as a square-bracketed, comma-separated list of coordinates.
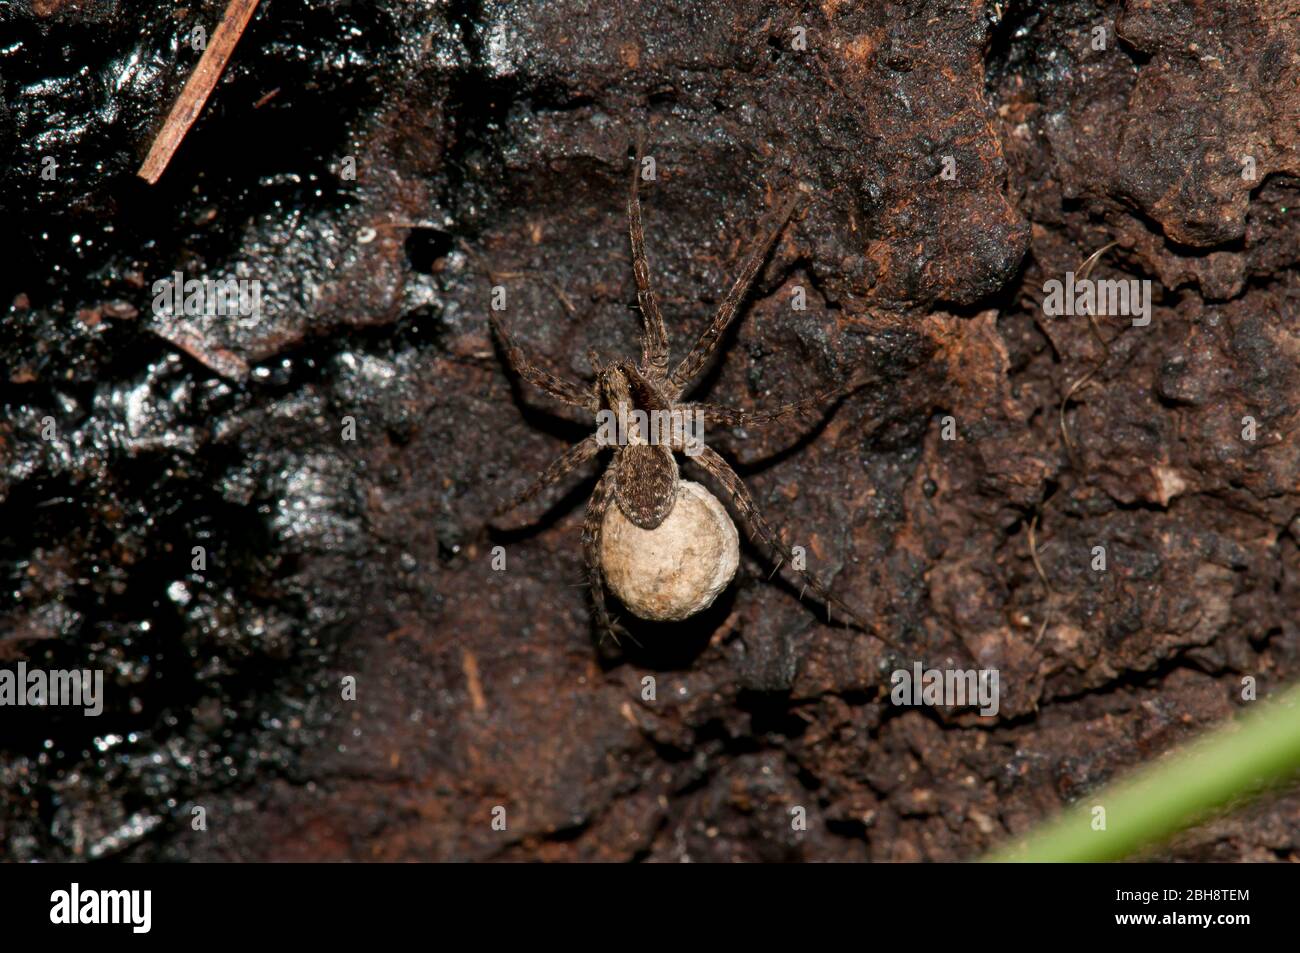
[613, 444, 678, 529]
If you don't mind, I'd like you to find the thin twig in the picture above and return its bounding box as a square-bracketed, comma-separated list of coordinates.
[138, 0, 262, 184]
[1027, 512, 1053, 645]
[1057, 241, 1120, 465]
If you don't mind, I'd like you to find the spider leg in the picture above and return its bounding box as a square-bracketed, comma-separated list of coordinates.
[687, 444, 901, 652]
[581, 469, 630, 645]
[492, 433, 603, 519]
[682, 368, 870, 428]
[669, 191, 799, 397]
[489, 312, 598, 412]
[628, 139, 670, 380]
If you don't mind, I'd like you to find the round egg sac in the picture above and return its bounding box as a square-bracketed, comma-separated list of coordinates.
[600, 480, 740, 622]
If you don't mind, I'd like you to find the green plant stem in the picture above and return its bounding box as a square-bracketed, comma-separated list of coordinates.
[987, 680, 1300, 862]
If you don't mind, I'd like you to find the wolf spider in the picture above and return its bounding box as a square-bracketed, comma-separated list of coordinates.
[490, 145, 898, 651]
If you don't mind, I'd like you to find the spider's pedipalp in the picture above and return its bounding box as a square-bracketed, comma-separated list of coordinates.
[628, 139, 670, 380]
[688, 444, 901, 653]
[669, 190, 800, 397]
[489, 312, 598, 412]
[492, 432, 603, 520]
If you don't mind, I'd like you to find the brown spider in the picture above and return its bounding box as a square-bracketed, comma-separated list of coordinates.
[490, 144, 898, 651]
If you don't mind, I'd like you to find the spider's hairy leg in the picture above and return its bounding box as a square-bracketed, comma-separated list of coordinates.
[581, 469, 630, 645]
[669, 190, 800, 396]
[488, 312, 598, 411]
[492, 433, 602, 520]
[688, 444, 902, 653]
[628, 139, 670, 379]
[683, 367, 872, 429]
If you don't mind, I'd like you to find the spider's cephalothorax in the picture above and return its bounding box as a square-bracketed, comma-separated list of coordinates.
[489, 143, 897, 651]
